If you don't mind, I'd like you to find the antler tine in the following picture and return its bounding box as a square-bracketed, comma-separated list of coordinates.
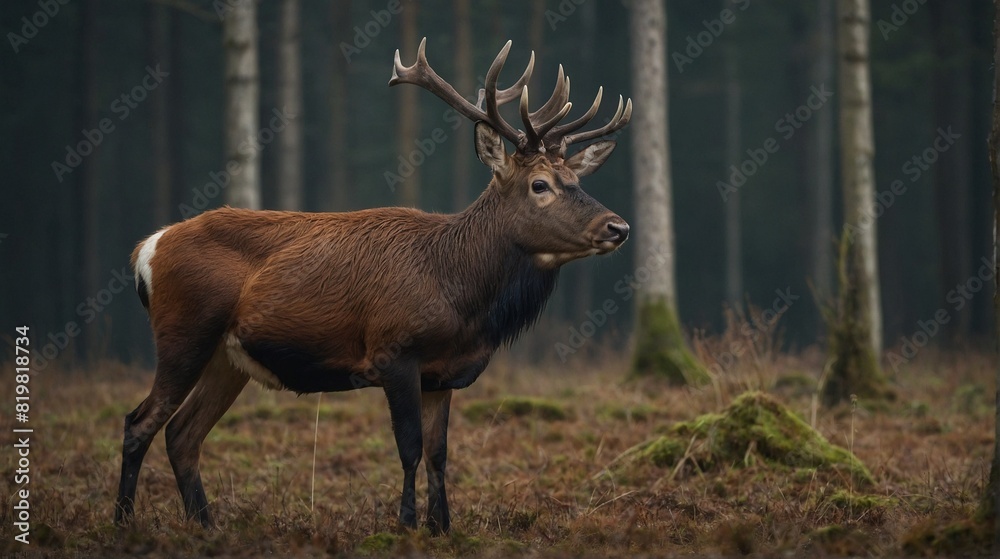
[483, 40, 527, 146]
[529, 65, 570, 124]
[561, 96, 633, 150]
[545, 86, 603, 143]
[519, 86, 572, 149]
[389, 37, 484, 123]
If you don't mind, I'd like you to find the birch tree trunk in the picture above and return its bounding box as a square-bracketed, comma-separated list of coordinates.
[824, 0, 888, 405]
[838, 0, 882, 352]
[277, 0, 303, 210]
[628, 0, 707, 384]
[223, 0, 261, 209]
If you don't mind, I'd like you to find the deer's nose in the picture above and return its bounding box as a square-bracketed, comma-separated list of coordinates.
[606, 221, 630, 243]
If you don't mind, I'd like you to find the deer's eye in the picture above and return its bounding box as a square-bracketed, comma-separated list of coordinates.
[531, 180, 549, 194]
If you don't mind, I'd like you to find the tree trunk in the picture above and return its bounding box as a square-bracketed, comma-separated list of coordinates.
[78, 0, 101, 360]
[223, 0, 261, 209]
[837, 0, 882, 352]
[326, 0, 351, 211]
[276, 0, 303, 210]
[168, 6, 186, 221]
[451, 0, 472, 211]
[809, 0, 835, 318]
[825, 0, 888, 405]
[981, 0, 1000, 542]
[931, 0, 972, 343]
[396, 0, 420, 208]
[628, 0, 707, 384]
[146, 2, 172, 226]
[529, 0, 545, 73]
[723, 43, 742, 308]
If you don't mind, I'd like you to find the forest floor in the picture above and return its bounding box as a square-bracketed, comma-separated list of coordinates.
[0, 342, 995, 558]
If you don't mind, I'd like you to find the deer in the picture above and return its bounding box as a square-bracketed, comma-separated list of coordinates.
[114, 37, 631, 534]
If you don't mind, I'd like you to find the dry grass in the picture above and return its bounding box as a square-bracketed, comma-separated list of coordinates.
[0, 341, 994, 557]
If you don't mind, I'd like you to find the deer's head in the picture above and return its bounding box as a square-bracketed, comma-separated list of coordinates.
[391, 39, 631, 269]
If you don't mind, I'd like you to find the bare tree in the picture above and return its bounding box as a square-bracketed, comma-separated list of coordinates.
[931, 0, 972, 341]
[824, 0, 888, 405]
[396, 0, 420, 207]
[983, 0, 1000, 541]
[327, 0, 352, 211]
[723, 42, 742, 308]
[223, 0, 261, 209]
[808, 0, 835, 314]
[277, 0, 303, 210]
[628, 0, 707, 384]
[451, 0, 472, 211]
[146, 2, 172, 226]
[79, 0, 101, 358]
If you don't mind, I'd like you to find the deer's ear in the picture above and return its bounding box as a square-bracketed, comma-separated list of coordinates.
[475, 122, 509, 172]
[564, 140, 616, 177]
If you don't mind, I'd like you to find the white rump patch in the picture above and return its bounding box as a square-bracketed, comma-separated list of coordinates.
[225, 332, 285, 390]
[135, 228, 168, 296]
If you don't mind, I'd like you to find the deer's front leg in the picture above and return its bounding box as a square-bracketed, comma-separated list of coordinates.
[421, 389, 452, 534]
[383, 365, 423, 530]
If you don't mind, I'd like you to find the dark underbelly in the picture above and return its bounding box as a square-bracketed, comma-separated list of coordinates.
[242, 340, 492, 394]
[242, 340, 377, 393]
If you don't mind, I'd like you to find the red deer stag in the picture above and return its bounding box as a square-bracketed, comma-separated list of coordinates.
[115, 38, 631, 534]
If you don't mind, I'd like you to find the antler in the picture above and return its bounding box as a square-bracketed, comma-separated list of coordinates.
[390, 37, 532, 149]
[390, 37, 631, 156]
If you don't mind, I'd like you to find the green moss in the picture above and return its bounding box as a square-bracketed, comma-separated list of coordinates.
[630, 297, 709, 385]
[824, 489, 895, 511]
[356, 532, 399, 555]
[627, 391, 873, 484]
[822, 231, 892, 406]
[462, 396, 571, 423]
[637, 436, 687, 467]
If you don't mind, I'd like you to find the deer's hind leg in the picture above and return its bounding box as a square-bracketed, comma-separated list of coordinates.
[115, 337, 217, 525]
[164, 346, 248, 528]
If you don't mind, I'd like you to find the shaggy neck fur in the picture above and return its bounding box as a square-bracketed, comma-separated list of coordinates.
[435, 184, 559, 348]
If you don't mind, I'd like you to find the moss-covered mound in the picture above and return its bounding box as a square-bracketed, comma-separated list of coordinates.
[626, 391, 873, 484]
[630, 298, 710, 385]
[462, 397, 572, 423]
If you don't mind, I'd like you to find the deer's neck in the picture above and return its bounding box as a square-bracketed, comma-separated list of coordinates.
[440, 187, 559, 348]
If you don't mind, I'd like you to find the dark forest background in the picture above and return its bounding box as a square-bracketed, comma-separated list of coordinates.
[0, 0, 993, 369]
